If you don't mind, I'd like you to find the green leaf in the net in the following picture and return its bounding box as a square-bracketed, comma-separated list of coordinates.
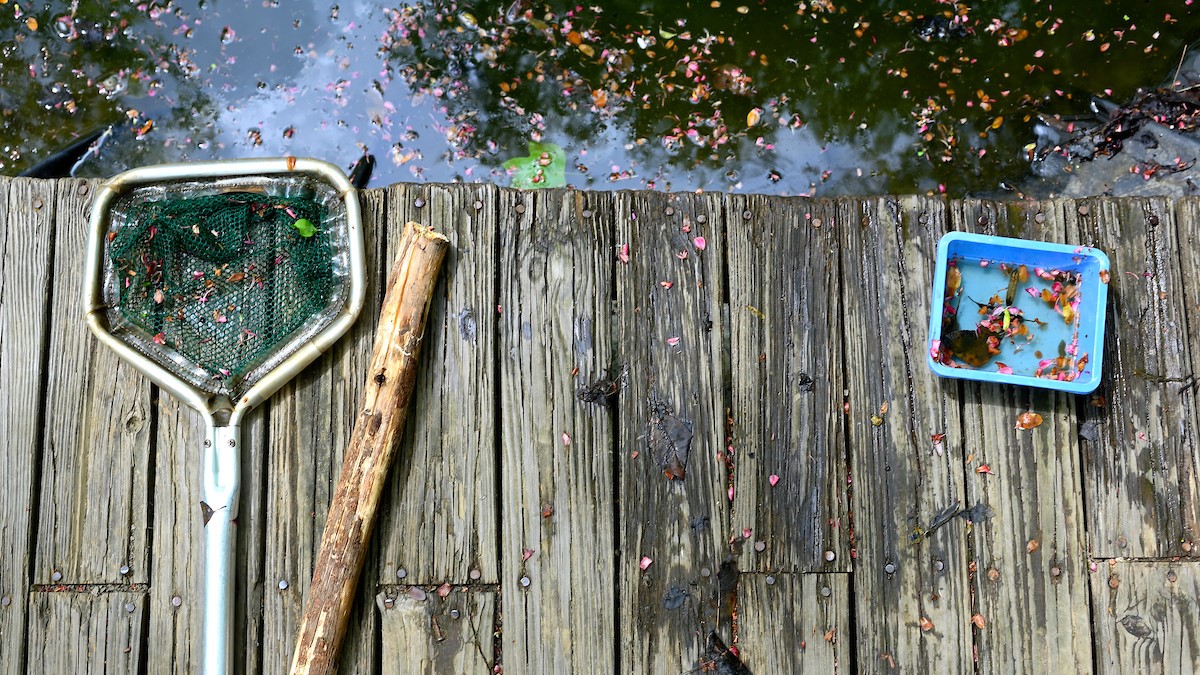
[292, 218, 316, 237]
[503, 141, 566, 189]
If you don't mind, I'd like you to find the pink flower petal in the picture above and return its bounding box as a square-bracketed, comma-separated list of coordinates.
[996, 362, 1013, 375]
[768, 474, 780, 487]
[639, 556, 653, 570]
[693, 236, 707, 250]
[617, 243, 630, 263]
[666, 336, 681, 346]
[522, 548, 534, 562]
[728, 486, 735, 501]
[742, 528, 752, 539]
[562, 432, 571, 446]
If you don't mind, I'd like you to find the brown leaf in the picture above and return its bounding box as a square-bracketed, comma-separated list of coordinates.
[649, 404, 693, 481]
[919, 616, 934, 632]
[972, 613, 986, 629]
[1027, 539, 1040, 553]
[1015, 411, 1044, 430]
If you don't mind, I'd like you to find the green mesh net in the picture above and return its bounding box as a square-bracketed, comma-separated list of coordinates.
[107, 191, 337, 393]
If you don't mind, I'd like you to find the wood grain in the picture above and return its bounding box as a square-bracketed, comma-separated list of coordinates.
[1091, 561, 1200, 674]
[1167, 196, 1200, 557]
[12, 176, 1200, 674]
[378, 183, 499, 586]
[726, 194, 848, 572]
[952, 199, 1094, 674]
[35, 178, 151, 586]
[0, 177, 55, 673]
[27, 591, 146, 674]
[291, 222, 448, 674]
[497, 188, 616, 674]
[262, 187, 387, 675]
[1077, 197, 1200, 558]
[840, 195, 973, 673]
[379, 589, 496, 673]
[737, 573, 851, 673]
[614, 190, 728, 673]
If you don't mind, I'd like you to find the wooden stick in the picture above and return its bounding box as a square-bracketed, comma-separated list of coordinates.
[290, 222, 450, 675]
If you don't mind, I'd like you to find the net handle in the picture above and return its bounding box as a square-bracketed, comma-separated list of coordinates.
[201, 423, 241, 675]
[81, 158, 367, 675]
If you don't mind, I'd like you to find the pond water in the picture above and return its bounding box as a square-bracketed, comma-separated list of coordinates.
[4, 1, 1199, 196]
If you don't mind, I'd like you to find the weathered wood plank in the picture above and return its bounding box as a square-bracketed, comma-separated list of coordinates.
[841, 195, 973, 673]
[146, 397, 267, 673]
[952, 199, 1093, 673]
[614, 190, 728, 673]
[737, 573, 850, 673]
[35, 178, 152, 587]
[378, 183, 498, 586]
[0, 177, 54, 673]
[497, 188, 616, 673]
[379, 589, 495, 673]
[237, 374, 271, 670]
[726, 194, 847, 572]
[26, 591, 146, 673]
[1169, 196, 1200, 555]
[261, 187, 387, 674]
[1077, 197, 1199, 558]
[145, 396, 202, 674]
[1091, 561, 1200, 674]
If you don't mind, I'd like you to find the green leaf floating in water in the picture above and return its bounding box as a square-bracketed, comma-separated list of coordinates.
[291, 218, 316, 237]
[503, 141, 566, 190]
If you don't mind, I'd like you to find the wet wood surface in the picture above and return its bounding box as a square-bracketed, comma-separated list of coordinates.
[2, 176, 1200, 674]
[841, 195, 974, 673]
[956, 199, 1093, 674]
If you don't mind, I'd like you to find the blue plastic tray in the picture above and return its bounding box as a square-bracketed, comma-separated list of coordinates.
[927, 232, 1110, 394]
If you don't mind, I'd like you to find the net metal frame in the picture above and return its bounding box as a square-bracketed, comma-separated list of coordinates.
[83, 158, 365, 675]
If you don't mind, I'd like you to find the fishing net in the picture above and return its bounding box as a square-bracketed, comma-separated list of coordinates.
[101, 176, 352, 399]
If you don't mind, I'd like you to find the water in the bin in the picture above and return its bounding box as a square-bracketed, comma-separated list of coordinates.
[939, 258, 1089, 383]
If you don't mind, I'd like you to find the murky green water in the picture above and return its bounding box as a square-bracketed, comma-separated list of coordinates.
[4, 1, 1199, 196]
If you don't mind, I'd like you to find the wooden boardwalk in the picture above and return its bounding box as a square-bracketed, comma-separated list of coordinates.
[1, 176, 1198, 674]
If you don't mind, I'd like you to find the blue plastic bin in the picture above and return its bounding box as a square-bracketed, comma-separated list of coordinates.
[927, 232, 1110, 394]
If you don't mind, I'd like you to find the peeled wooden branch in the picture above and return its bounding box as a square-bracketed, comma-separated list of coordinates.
[290, 222, 450, 675]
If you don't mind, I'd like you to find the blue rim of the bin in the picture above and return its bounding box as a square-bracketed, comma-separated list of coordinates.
[926, 231, 1111, 394]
